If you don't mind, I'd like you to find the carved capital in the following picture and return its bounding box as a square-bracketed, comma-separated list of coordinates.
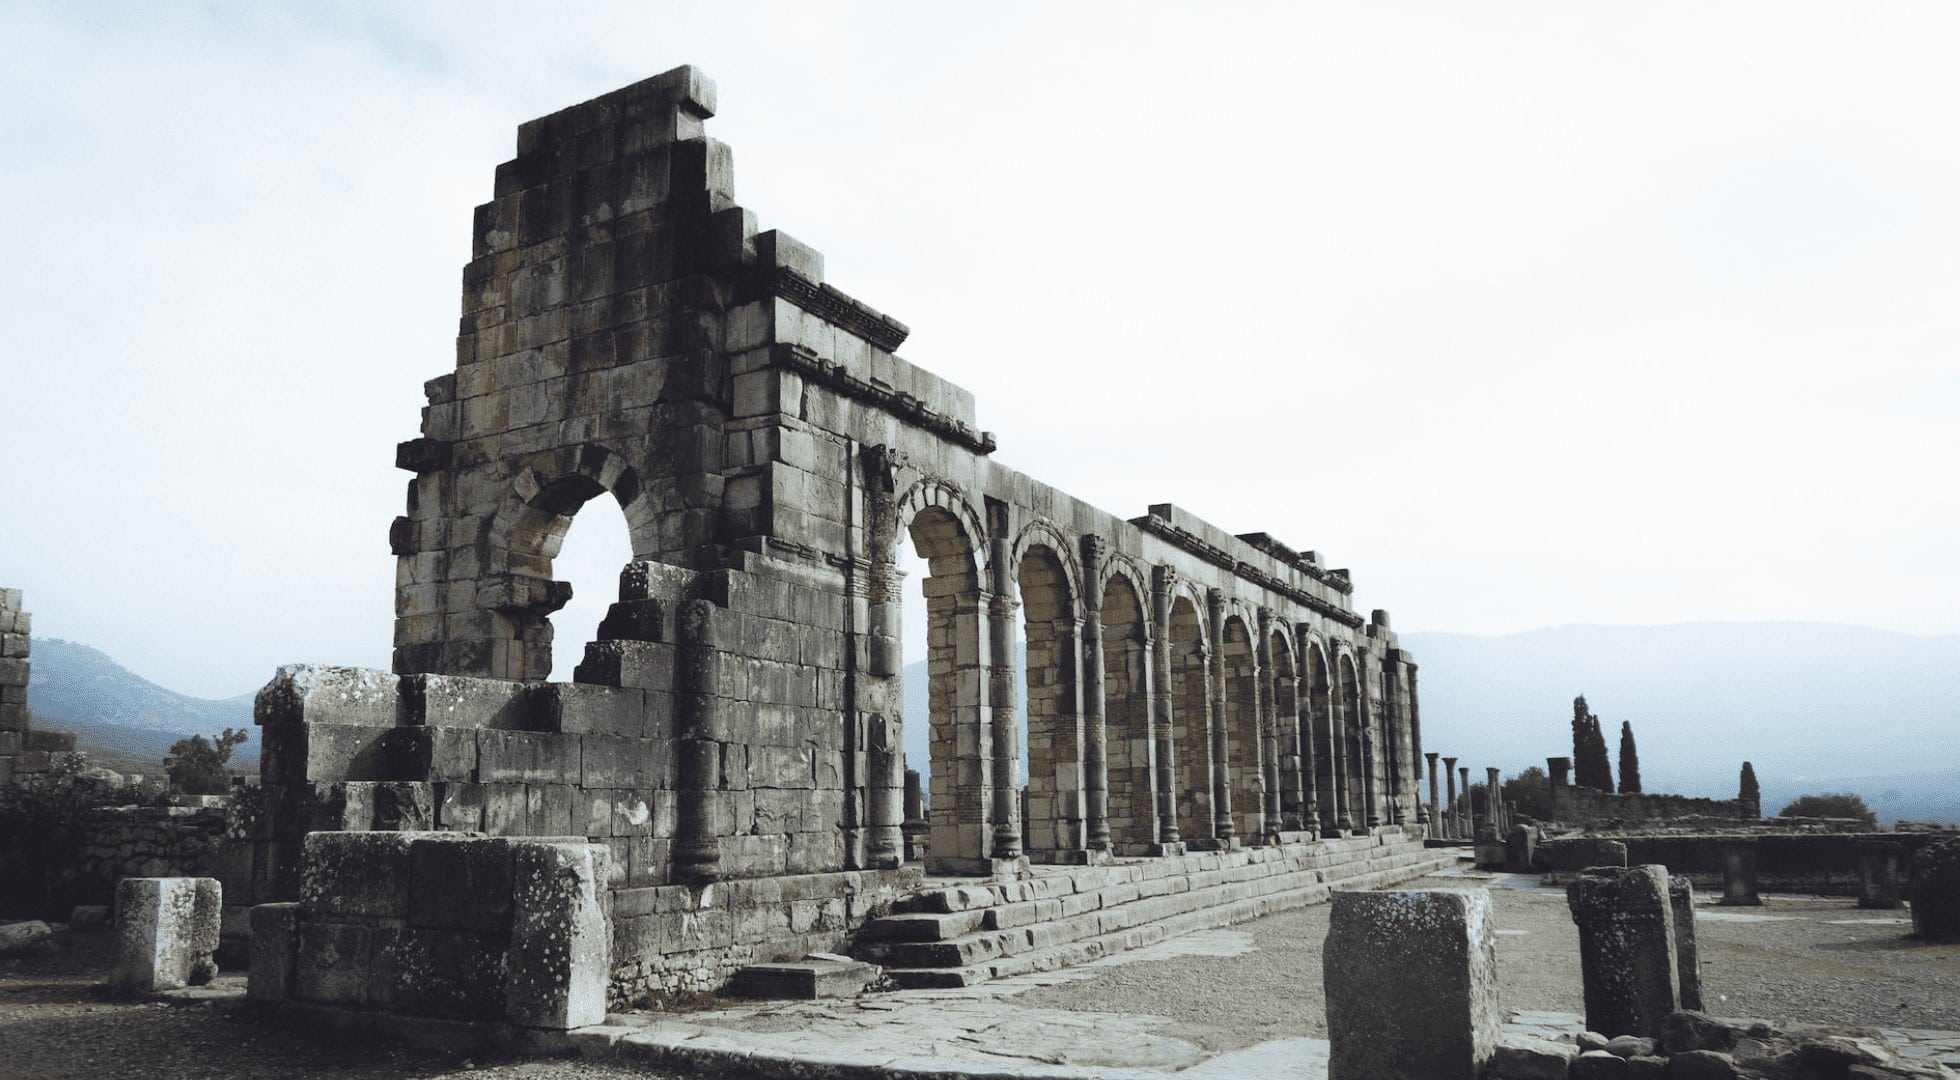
[860, 443, 909, 496]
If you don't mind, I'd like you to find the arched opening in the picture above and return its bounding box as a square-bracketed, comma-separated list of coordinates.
[902, 500, 991, 872]
[1100, 572, 1154, 852]
[1017, 543, 1080, 855]
[1269, 630, 1303, 832]
[1339, 654, 1368, 830]
[1220, 615, 1261, 839]
[1167, 594, 1212, 842]
[548, 493, 637, 679]
[1309, 645, 1344, 834]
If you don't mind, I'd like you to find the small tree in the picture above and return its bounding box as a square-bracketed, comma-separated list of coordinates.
[1779, 793, 1877, 826]
[164, 728, 249, 795]
[1618, 720, 1642, 794]
[1739, 761, 1760, 807]
[1503, 766, 1554, 821]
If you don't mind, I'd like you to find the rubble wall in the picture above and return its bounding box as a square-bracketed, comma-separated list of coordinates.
[1548, 783, 1758, 827]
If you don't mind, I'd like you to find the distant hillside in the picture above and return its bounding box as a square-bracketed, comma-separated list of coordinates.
[895, 623, 1958, 825]
[26, 638, 258, 771]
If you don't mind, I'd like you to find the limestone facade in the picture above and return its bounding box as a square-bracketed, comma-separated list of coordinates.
[379, 65, 1422, 877]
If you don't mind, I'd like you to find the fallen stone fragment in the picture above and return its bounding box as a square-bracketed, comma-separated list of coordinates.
[0, 920, 56, 956]
[1485, 1037, 1578, 1080]
[1571, 1048, 1630, 1078]
[1669, 1048, 1739, 1079]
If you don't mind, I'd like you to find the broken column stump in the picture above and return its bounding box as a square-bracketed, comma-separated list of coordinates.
[1719, 839, 1762, 907]
[111, 877, 221, 992]
[1909, 836, 1960, 942]
[1567, 864, 1679, 1038]
[1668, 874, 1703, 1011]
[1323, 889, 1500, 1080]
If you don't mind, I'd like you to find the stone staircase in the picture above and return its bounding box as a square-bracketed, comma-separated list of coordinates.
[854, 829, 1460, 988]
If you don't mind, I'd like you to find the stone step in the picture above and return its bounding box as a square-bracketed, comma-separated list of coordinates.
[884, 850, 1461, 989]
[860, 839, 1454, 975]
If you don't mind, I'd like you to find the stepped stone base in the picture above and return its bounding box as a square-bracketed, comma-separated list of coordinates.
[728, 959, 880, 999]
[857, 829, 1458, 989]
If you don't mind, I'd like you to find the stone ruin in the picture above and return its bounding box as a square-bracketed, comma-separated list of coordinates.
[243, 65, 1449, 1021]
[0, 589, 75, 785]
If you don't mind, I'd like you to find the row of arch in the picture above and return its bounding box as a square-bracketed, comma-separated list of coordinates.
[889, 479, 1421, 872]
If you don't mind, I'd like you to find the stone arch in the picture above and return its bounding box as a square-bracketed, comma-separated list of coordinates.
[1305, 639, 1343, 833]
[479, 443, 660, 679]
[1267, 622, 1305, 832]
[894, 478, 994, 873]
[1219, 613, 1262, 839]
[1336, 649, 1369, 830]
[1016, 535, 1084, 856]
[1166, 593, 1213, 842]
[1098, 570, 1155, 852]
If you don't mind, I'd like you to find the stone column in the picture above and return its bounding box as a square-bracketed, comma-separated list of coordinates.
[1668, 875, 1703, 1011]
[1486, 767, 1504, 834]
[1566, 865, 1680, 1038]
[986, 590, 1023, 861]
[1257, 610, 1283, 838]
[1324, 889, 1501, 1080]
[1457, 766, 1470, 839]
[1205, 591, 1235, 842]
[1426, 752, 1442, 838]
[1360, 684, 1382, 829]
[1329, 676, 1352, 834]
[1149, 567, 1181, 847]
[865, 711, 903, 870]
[673, 598, 724, 883]
[1719, 839, 1761, 906]
[1409, 665, 1427, 827]
[1296, 669, 1320, 836]
[1080, 614, 1112, 853]
[1442, 756, 1459, 839]
[1547, 756, 1571, 822]
[901, 768, 928, 862]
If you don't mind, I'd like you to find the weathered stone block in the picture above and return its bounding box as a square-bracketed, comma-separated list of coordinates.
[1719, 840, 1761, 906]
[254, 665, 400, 728]
[408, 835, 514, 934]
[1323, 889, 1499, 1080]
[504, 841, 610, 1029]
[110, 877, 221, 992]
[260, 722, 391, 784]
[295, 921, 373, 1005]
[478, 729, 581, 784]
[1572, 1049, 1630, 1079]
[398, 673, 541, 729]
[1669, 875, 1703, 1011]
[368, 925, 508, 1020]
[1568, 865, 1679, 1038]
[1908, 836, 1960, 941]
[1485, 1037, 1578, 1080]
[300, 831, 414, 918]
[247, 902, 300, 1002]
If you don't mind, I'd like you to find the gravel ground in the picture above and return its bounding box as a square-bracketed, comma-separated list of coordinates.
[1009, 871, 1960, 1051]
[3, 872, 1954, 1076]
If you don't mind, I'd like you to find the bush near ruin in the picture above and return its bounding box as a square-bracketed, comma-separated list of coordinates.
[0, 754, 162, 918]
[163, 727, 248, 795]
[1779, 793, 1878, 827]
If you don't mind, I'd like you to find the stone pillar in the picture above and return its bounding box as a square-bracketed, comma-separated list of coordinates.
[1457, 766, 1470, 840]
[1297, 669, 1320, 836]
[1566, 865, 1680, 1038]
[1442, 757, 1459, 839]
[1149, 567, 1180, 847]
[1079, 614, 1112, 853]
[1409, 665, 1427, 827]
[673, 598, 724, 884]
[902, 768, 928, 862]
[865, 712, 903, 869]
[986, 590, 1023, 861]
[1361, 691, 1382, 829]
[505, 841, 611, 1030]
[0, 588, 28, 787]
[1719, 839, 1761, 906]
[1505, 824, 1537, 872]
[1329, 678, 1352, 834]
[1857, 839, 1905, 910]
[1256, 611, 1282, 838]
[1324, 889, 1501, 1080]
[1426, 752, 1442, 838]
[1486, 767, 1504, 832]
[1668, 875, 1703, 1011]
[1205, 591, 1235, 842]
[1547, 756, 1571, 822]
[111, 877, 221, 992]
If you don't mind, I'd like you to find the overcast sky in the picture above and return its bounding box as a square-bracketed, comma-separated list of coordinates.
[2, 2, 1956, 699]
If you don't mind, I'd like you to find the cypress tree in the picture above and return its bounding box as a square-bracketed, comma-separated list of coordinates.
[1618, 720, 1642, 793]
[1572, 696, 1595, 788]
[1739, 761, 1760, 809]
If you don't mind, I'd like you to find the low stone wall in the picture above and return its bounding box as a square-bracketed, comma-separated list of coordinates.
[1548, 783, 1757, 828]
[612, 865, 918, 1005]
[1537, 832, 1942, 896]
[62, 804, 237, 907]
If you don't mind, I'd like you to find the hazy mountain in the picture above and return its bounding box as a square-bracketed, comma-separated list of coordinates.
[896, 623, 1958, 824]
[26, 638, 259, 770]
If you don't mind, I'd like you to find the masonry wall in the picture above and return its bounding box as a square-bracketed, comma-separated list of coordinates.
[1548, 784, 1758, 827]
[0, 588, 31, 784]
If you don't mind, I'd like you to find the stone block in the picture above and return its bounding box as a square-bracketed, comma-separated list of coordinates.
[1323, 889, 1499, 1080]
[247, 902, 300, 1002]
[254, 665, 400, 728]
[373, 781, 436, 830]
[260, 722, 391, 784]
[478, 729, 580, 784]
[728, 959, 879, 1000]
[1856, 840, 1905, 910]
[1568, 865, 1679, 1038]
[398, 673, 542, 729]
[110, 877, 221, 992]
[381, 725, 479, 782]
[0, 920, 55, 956]
[408, 835, 514, 934]
[300, 831, 414, 918]
[548, 682, 667, 738]
[504, 841, 610, 1029]
[295, 920, 373, 1005]
[1668, 875, 1703, 1011]
[1669, 1049, 1739, 1079]
[436, 781, 486, 830]
[1485, 1037, 1578, 1080]
[573, 639, 675, 691]
[1572, 1049, 1630, 1078]
[1719, 841, 1761, 906]
[368, 925, 509, 1020]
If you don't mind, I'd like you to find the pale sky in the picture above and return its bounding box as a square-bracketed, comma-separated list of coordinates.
[2, 2, 1956, 699]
